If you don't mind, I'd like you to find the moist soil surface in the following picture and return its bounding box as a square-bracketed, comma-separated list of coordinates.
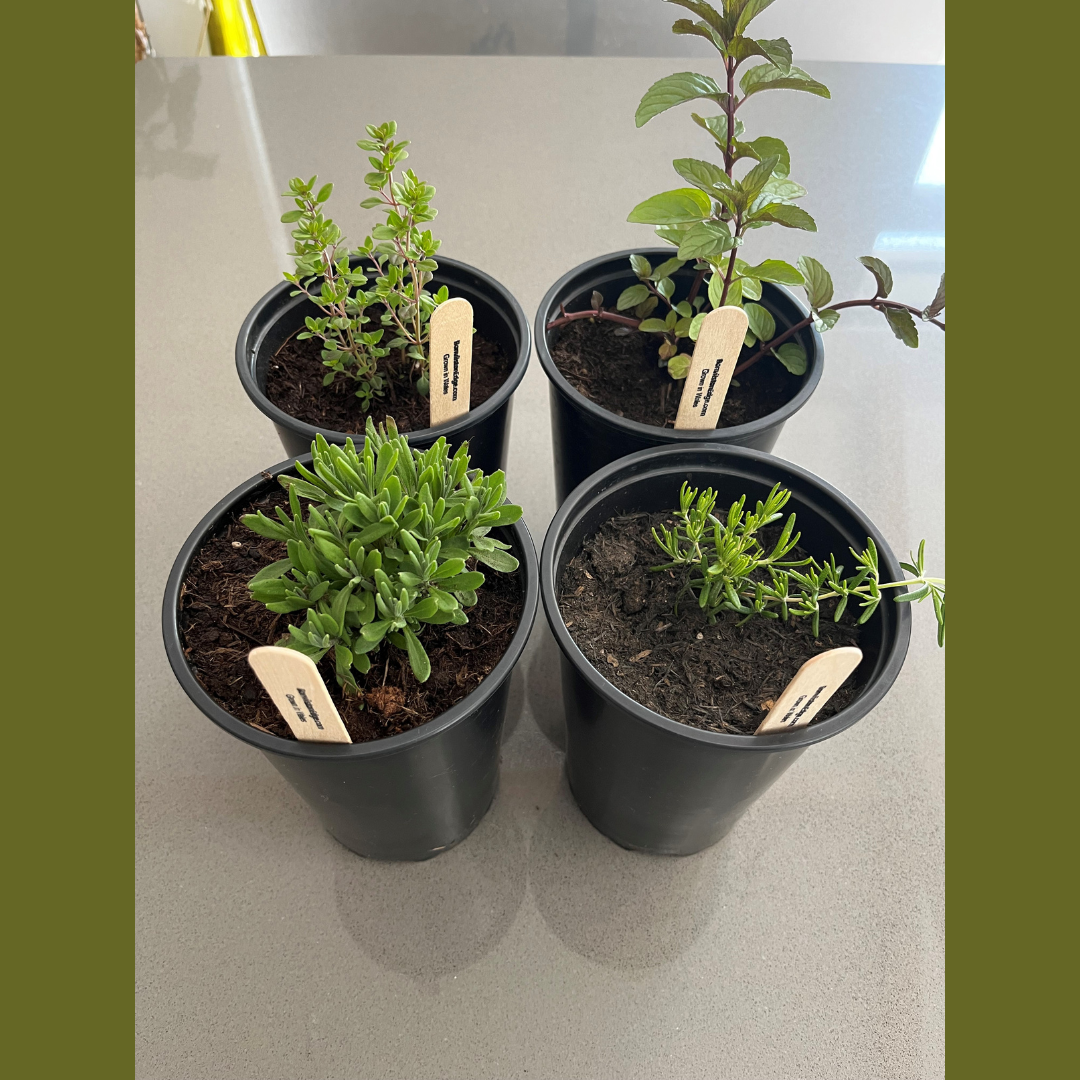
[264, 331, 511, 434]
[558, 510, 864, 734]
[178, 484, 523, 743]
[550, 317, 802, 428]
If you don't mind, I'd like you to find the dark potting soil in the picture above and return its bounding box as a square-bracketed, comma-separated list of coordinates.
[178, 485, 524, 743]
[549, 317, 801, 428]
[558, 510, 864, 735]
[264, 331, 512, 434]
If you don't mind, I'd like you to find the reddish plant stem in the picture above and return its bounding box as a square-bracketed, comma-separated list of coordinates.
[733, 299, 946, 377]
[687, 267, 707, 303]
[723, 57, 736, 173]
[718, 213, 742, 307]
[714, 58, 743, 307]
[644, 278, 673, 310]
[545, 309, 642, 331]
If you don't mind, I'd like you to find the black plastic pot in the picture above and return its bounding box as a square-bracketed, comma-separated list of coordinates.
[536, 249, 824, 502]
[237, 257, 531, 475]
[540, 444, 911, 856]
[162, 454, 539, 861]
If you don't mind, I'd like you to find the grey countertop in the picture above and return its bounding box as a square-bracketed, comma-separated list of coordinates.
[136, 55, 944, 1080]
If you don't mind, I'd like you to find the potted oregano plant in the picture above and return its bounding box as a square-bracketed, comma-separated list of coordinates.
[535, 1, 945, 500]
[162, 420, 538, 860]
[540, 443, 944, 855]
[237, 122, 531, 476]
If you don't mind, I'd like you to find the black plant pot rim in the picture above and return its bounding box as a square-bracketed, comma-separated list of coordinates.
[162, 452, 539, 762]
[535, 247, 824, 442]
[236, 255, 532, 446]
[540, 443, 911, 752]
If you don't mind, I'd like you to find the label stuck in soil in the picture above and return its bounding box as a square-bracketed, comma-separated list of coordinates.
[674, 306, 750, 430]
[247, 646, 352, 743]
[755, 646, 863, 734]
[428, 297, 474, 427]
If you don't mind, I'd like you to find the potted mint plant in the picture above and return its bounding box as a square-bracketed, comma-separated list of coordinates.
[237, 122, 531, 476]
[162, 420, 538, 860]
[540, 443, 944, 855]
[535, 2, 945, 500]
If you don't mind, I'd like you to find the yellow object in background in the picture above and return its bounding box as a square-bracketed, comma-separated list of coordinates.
[207, 0, 267, 57]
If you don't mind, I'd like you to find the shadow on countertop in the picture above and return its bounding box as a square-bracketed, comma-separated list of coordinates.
[136, 61, 217, 181]
[527, 772, 730, 972]
[333, 782, 528, 981]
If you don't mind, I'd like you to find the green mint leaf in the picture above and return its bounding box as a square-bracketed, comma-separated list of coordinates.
[707, 272, 725, 308]
[666, 2, 727, 37]
[773, 341, 808, 375]
[617, 284, 652, 310]
[638, 317, 669, 333]
[690, 112, 742, 144]
[751, 203, 817, 231]
[883, 306, 919, 347]
[740, 63, 830, 100]
[796, 256, 834, 308]
[740, 259, 804, 285]
[744, 302, 776, 343]
[857, 256, 894, 298]
[670, 19, 721, 48]
[672, 157, 731, 196]
[754, 37, 792, 73]
[635, 72, 725, 127]
[667, 354, 693, 380]
[651, 257, 686, 280]
[923, 273, 945, 320]
[677, 221, 734, 260]
[627, 188, 712, 224]
[759, 177, 806, 203]
[742, 135, 790, 177]
[735, 0, 778, 37]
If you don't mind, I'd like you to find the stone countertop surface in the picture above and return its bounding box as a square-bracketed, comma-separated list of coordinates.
[136, 55, 944, 1080]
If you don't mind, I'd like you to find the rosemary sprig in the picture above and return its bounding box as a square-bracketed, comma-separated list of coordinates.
[651, 481, 945, 645]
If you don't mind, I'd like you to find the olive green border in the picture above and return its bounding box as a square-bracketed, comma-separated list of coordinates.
[8, 4, 1065, 1077]
[950, 1, 1067, 1075]
[5, 4, 131, 1077]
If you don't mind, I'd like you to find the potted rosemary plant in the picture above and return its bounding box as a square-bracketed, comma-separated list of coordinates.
[535, 1, 945, 500]
[540, 443, 944, 855]
[237, 122, 531, 475]
[163, 420, 538, 860]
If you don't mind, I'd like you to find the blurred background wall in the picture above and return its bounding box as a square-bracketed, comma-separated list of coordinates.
[136, 0, 945, 63]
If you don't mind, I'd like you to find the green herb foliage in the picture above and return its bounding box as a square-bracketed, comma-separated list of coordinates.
[547, 2, 944, 387]
[281, 176, 389, 408]
[652, 481, 945, 646]
[355, 122, 446, 397]
[241, 419, 523, 689]
[280, 121, 447, 405]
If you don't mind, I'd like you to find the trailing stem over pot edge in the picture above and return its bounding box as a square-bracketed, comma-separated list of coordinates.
[241, 418, 523, 690]
[546, 0, 945, 394]
[652, 481, 945, 646]
[280, 121, 450, 408]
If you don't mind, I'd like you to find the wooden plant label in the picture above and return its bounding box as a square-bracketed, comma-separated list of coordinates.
[674, 306, 750, 430]
[428, 297, 473, 427]
[755, 647, 863, 735]
[247, 646, 352, 743]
